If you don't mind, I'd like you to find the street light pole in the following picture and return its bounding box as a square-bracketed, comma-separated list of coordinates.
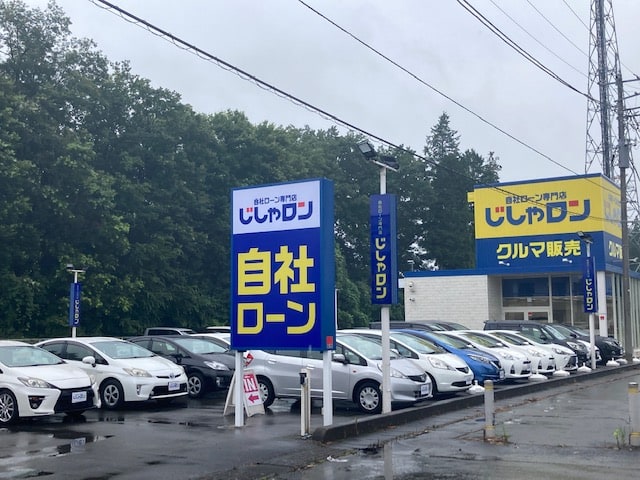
[377, 163, 392, 414]
[357, 140, 399, 414]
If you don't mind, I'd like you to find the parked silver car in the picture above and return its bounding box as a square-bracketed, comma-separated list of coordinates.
[341, 329, 473, 394]
[245, 333, 432, 414]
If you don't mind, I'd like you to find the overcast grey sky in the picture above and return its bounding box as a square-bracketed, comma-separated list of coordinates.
[25, 0, 640, 182]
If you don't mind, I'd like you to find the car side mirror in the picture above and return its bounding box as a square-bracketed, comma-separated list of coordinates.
[82, 355, 96, 367]
[332, 353, 347, 364]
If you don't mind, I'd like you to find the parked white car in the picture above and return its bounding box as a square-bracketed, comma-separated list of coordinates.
[341, 329, 473, 394]
[36, 337, 188, 409]
[245, 332, 432, 414]
[487, 330, 578, 372]
[441, 331, 532, 380]
[482, 330, 555, 375]
[0, 340, 100, 424]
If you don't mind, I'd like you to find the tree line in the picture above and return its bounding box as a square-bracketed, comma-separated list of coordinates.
[0, 0, 500, 338]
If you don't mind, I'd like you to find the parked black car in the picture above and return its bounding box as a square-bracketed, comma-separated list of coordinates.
[129, 335, 234, 398]
[552, 324, 624, 363]
[483, 320, 595, 367]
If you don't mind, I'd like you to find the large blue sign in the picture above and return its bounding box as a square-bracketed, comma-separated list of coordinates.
[370, 194, 398, 305]
[476, 231, 622, 272]
[68, 283, 81, 327]
[583, 256, 598, 313]
[230, 179, 335, 351]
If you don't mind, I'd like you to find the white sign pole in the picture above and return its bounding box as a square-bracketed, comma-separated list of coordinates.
[234, 352, 244, 427]
[323, 350, 333, 426]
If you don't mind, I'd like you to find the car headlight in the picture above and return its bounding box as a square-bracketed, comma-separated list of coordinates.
[18, 377, 53, 388]
[428, 357, 455, 370]
[468, 354, 492, 364]
[552, 347, 567, 355]
[389, 367, 407, 378]
[567, 341, 586, 352]
[122, 367, 151, 377]
[377, 363, 407, 378]
[204, 361, 230, 371]
[527, 349, 543, 357]
[498, 351, 514, 360]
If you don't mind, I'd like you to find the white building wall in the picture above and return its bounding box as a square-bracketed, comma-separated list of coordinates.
[404, 275, 494, 329]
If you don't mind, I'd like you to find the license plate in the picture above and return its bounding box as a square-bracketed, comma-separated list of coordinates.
[71, 391, 87, 403]
[168, 381, 180, 391]
[421, 384, 430, 396]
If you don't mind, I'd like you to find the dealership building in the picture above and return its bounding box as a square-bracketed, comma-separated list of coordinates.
[402, 173, 640, 352]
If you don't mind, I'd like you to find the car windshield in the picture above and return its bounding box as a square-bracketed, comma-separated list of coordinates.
[543, 325, 571, 340]
[429, 332, 473, 350]
[0, 345, 65, 367]
[338, 334, 394, 360]
[172, 337, 228, 354]
[93, 340, 155, 359]
[490, 332, 529, 346]
[391, 332, 445, 354]
[457, 332, 503, 348]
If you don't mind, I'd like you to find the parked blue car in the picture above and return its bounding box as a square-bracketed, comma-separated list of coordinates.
[398, 329, 505, 384]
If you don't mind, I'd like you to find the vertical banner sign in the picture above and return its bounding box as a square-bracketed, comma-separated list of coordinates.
[583, 256, 598, 313]
[370, 194, 398, 305]
[231, 179, 335, 351]
[68, 283, 81, 327]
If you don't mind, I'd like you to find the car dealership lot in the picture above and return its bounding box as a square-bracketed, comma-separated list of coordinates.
[1, 366, 635, 480]
[0, 388, 363, 480]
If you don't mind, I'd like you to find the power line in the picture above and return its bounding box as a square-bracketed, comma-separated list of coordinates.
[296, 0, 586, 180]
[526, 0, 589, 59]
[488, 0, 586, 78]
[561, 0, 638, 80]
[87, 0, 618, 224]
[457, 0, 591, 100]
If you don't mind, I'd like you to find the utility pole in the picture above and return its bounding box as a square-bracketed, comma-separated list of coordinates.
[617, 73, 633, 361]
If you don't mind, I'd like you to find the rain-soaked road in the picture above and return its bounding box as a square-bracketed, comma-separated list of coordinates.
[1, 367, 639, 479]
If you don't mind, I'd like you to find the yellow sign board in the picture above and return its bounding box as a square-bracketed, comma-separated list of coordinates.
[469, 175, 620, 239]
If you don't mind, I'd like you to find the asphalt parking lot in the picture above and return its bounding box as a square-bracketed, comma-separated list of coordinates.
[2, 364, 639, 480]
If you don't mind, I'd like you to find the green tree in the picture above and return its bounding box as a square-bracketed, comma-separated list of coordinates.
[424, 113, 501, 269]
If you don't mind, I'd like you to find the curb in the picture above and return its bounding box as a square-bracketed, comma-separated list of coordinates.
[311, 363, 640, 443]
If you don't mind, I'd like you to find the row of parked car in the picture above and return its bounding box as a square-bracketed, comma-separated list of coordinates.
[0, 333, 238, 425]
[0, 320, 624, 424]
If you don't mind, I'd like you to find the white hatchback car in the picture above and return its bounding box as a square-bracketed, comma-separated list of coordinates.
[341, 329, 474, 394]
[0, 340, 99, 424]
[36, 337, 188, 409]
[246, 333, 432, 414]
[481, 330, 556, 375]
[442, 331, 532, 380]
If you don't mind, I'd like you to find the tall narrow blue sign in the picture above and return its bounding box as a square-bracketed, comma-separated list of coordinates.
[68, 283, 81, 327]
[230, 178, 335, 351]
[370, 194, 398, 305]
[583, 256, 597, 313]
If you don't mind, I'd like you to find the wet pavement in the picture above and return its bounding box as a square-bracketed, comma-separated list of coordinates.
[2, 365, 639, 479]
[269, 365, 640, 480]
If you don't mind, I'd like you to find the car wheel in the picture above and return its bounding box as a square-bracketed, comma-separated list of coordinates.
[0, 390, 19, 425]
[100, 379, 124, 409]
[257, 376, 275, 407]
[355, 381, 382, 414]
[188, 372, 205, 398]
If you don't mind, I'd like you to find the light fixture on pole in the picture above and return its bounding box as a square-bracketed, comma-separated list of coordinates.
[577, 232, 597, 370]
[358, 140, 399, 414]
[66, 264, 86, 338]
